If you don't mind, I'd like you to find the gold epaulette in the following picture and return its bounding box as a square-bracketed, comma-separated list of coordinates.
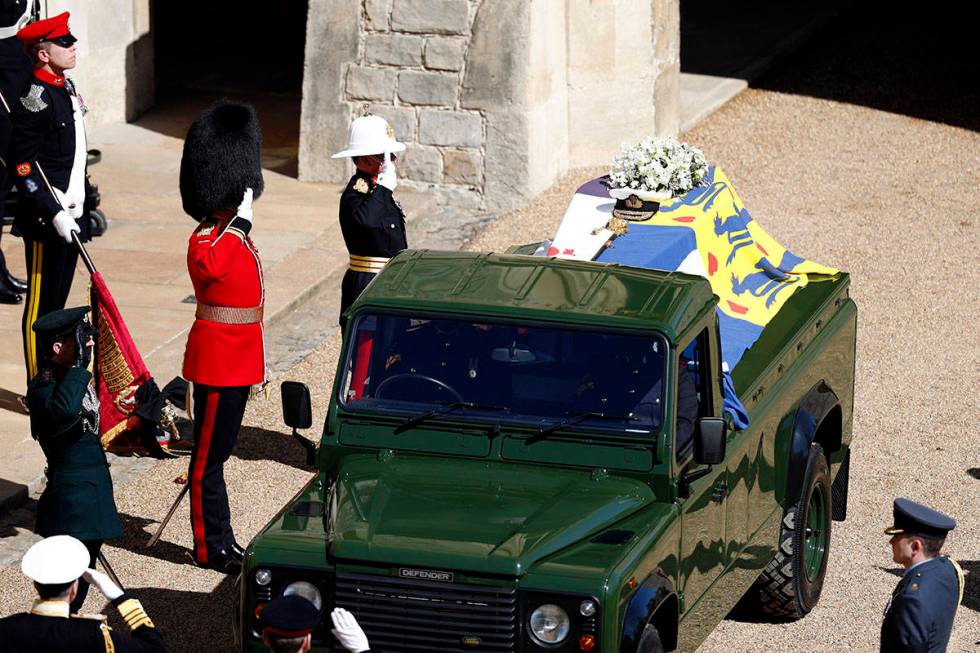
[116, 598, 155, 631]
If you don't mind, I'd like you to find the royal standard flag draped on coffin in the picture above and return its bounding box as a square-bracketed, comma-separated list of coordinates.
[550, 166, 837, 370]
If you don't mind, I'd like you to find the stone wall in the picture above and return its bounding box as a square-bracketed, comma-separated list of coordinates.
[300, 0, 681, 211]
[49, 0, 154, 126]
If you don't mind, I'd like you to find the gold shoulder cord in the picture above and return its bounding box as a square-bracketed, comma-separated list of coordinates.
[99, 622, 116, 653]
[949, 557, 965, 605]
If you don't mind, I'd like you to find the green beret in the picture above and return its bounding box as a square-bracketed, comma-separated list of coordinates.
[31, 306, 91, 338]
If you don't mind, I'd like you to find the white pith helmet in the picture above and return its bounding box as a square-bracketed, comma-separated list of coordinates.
[331, 114, 406, 159]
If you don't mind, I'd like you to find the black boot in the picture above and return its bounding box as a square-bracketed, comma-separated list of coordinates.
[0, 250, 26, 293]
[0, 285, 22, 304]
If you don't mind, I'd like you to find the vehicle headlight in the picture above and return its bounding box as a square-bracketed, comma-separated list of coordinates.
[528, 603, 570, 645]
[282, 581, 322, 611]
[254, 568, 272, 586]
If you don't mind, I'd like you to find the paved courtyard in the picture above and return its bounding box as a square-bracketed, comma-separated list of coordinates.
[0, 7, 977, 653]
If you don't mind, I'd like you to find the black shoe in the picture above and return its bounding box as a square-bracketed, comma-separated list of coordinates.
[0, 286, 21, 305]
[0, 251, 26, 292]
[196, 550, 242, 575]
[1, 273, 26, 293]
[229, 541, 245, 561]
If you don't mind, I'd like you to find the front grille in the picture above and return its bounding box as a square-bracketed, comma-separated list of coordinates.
[334, 572, 517, 652]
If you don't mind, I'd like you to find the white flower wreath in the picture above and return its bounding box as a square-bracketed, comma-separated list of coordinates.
[608, 136, 709, 200]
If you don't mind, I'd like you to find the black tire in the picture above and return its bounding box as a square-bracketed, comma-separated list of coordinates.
[755, 443, 832, 619]
[88, 209, 108, 237]
[637, 624, 666, 653]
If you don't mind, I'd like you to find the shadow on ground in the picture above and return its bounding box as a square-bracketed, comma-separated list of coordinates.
[234, 425, 314, 471]
[751, 4, 979, 131]
[115, 576, 238, 652]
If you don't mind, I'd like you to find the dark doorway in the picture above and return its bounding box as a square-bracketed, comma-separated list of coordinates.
[149, 0, 308, 176]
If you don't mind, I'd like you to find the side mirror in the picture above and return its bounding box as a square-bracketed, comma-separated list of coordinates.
[694, 417, 727, 465]
[281, 381, 316, 466]
[281, 381, 313, 430]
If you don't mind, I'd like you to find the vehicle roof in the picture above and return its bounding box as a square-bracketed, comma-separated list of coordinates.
[354, 250, 717, 341]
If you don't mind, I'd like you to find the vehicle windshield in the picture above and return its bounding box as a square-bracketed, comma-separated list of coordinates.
[339, 313, 666, 435]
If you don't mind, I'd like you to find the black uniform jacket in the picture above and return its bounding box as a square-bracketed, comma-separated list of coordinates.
[338, 170, 407, 320]
[27, 363, 122, 541]
[339, 169, 407, 260]
[8, 67, 91, 241]
[881, 556, 962, 653]
[0, 593, 165, 652]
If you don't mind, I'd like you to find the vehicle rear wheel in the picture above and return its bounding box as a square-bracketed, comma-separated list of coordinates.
[637, 624, 666, 653]
[755, 442, 832, 619]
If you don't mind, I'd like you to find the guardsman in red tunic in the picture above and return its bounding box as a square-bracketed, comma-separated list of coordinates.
[178, 100, 265, 574]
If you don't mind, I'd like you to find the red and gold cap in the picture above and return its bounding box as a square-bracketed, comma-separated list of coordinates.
[16, 12, 77, 48]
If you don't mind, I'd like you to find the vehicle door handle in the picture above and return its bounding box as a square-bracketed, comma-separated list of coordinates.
[711, 482, 728, 503]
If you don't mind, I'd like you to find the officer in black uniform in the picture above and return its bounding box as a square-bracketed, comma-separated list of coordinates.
[0, 534, 165, 652]
[0, 0, 35, 303]
[27, 306, 122, 614]
[9, 11, 92, 384]
[881, 498, 964, 653]
[331, 114, 407, 327]
[259, 596, 383, 653]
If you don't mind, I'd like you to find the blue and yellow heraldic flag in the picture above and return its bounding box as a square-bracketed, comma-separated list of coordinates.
[548, 166, 837, 428]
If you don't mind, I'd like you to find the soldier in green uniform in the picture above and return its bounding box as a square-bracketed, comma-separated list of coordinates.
[27, 306, 122, 613]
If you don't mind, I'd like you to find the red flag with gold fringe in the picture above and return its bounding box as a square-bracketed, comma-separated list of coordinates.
[90, 271, 153, 454]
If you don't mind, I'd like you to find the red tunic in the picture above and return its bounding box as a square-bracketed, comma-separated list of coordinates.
[182, 217, 265, 387]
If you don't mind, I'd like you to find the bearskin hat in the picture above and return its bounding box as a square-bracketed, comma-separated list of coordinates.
[179, 100, 264, 222]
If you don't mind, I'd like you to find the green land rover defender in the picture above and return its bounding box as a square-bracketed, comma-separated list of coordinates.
[236, 248, 857, 652]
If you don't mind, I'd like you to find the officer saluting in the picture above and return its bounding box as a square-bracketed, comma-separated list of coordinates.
[27, 306, 122, 614]
[0, 535, 165, 652]
[179, 100, 265, 574]
[10, 12, 93, 384]
[258, 595, 383, 653]
[331, 114, 407, 326]
[882, 498, 964, 653]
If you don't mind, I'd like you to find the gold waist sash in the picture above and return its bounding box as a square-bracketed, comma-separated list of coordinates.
[195, 303, 264, 325]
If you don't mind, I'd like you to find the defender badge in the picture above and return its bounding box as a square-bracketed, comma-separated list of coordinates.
[398, 568, 454, 583]
[354, 178, 370, 194]
[20, 85, 47, 113]
[625, 194, 643, 209]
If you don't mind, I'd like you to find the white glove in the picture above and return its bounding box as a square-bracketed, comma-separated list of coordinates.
[52, 210, 80, 243]
[82, 568, 123, 601]
[53, 187, 83, 219]
[376, 151, 397, 191]
[330, 607, 370, 653]
[236, 187, 254, 223]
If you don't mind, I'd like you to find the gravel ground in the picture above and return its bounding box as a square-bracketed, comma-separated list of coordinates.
[1, 11, 977, 653]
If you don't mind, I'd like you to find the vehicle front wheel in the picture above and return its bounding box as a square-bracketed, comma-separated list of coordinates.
[755, 442, 832, 619]
[637, 624, 666, 653]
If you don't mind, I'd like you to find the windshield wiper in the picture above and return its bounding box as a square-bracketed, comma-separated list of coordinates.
[531, 410, 636, 442]
[395, 401, 509, 433]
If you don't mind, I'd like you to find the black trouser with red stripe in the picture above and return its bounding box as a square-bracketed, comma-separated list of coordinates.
[188, 384, 249, 564]
[22, 237, 79, 384]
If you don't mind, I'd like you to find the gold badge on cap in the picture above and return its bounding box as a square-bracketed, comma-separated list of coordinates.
[386, 124, 394, 139]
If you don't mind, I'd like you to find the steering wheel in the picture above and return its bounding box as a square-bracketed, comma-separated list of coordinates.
[374, 373, 464, 403]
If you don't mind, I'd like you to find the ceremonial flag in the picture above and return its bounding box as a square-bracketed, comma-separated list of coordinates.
[549, 167, 837, 428]
[550, 166, 836, 369]
[89, 271, 153, 453]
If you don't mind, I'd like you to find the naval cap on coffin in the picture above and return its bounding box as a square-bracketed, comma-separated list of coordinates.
[179, 100, 264, 222]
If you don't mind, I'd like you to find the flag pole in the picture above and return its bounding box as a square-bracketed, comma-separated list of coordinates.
[33, 161, 96, 274]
